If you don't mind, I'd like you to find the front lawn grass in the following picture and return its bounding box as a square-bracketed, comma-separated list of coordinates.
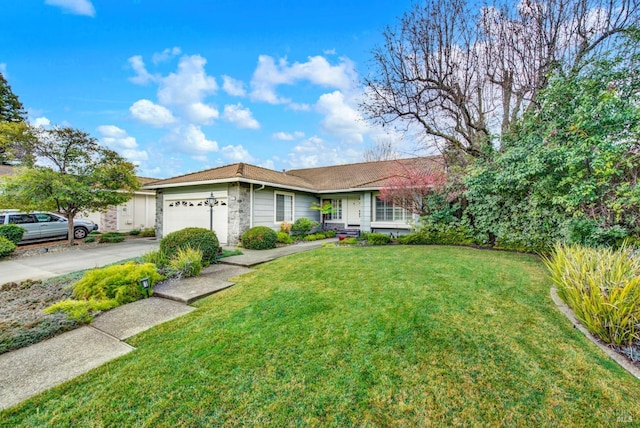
[3, 246, 639, 425]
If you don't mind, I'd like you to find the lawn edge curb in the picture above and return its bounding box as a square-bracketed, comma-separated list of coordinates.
[550, 287, 640, 381]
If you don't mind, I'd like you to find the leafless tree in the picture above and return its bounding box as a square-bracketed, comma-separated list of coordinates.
[362, 0, 639, 162]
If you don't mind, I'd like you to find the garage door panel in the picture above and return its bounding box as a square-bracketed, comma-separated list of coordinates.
[164, 198, 228, 244]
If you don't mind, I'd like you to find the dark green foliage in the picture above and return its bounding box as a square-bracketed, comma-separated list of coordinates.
[128, 229, 141, 235]
[366, 233, 391, 245]
[99, 232, 125, 243]
[0, 235, 16, 258]
[84, 236, 96, 243]
[567, 218, 629, 248]
[0, 223, 25, 244]
[398, 222, 474, 246]
[291, 217, 319, 236]
[0, 73, 27, 122]
[241, 226, 277, 250]
[160, 227, 220, 263]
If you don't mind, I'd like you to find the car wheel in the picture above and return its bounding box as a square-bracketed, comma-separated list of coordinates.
[74, 227, 88, 240]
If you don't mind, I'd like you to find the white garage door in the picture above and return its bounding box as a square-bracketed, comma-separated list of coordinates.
[164, 197, 228, 244]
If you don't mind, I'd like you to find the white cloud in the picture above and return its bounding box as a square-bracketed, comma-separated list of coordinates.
[316, 91, 370, 144]
[157, 54, 218, 106]
[45, 0, 95, 17]
[96, 125, 148, 163]
[129, 99, 176, 126]
[221, 144, 255, 163]
[166, 125, 218, 154]
[152, 47, 181, 64]
[222, 75, 246, 97]
[323, 48, 337, 55]
[250, 54, 357, 105]
[128, 55, 157, 85]
[222, 104, 260, 129]
[31, 117, 51, 128]
[272, 131, 304, 141]
[184, 102, 219, 124]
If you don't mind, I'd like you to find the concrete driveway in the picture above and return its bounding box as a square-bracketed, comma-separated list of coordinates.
[0, 238, 159, 284]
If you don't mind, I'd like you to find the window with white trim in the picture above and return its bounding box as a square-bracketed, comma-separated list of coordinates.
[324, 199, 342, 221]
[275, 192, 294, 222]
[375, 196, 408, 222]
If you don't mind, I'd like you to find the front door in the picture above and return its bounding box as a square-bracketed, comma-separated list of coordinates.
[347, 198, 361, 226]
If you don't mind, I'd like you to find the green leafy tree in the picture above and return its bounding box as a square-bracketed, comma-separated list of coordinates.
[0, 73, 33, 165]
[0, 127, 139, 244]
[464, 30, 640, 251]
[310, 201, 337, 230]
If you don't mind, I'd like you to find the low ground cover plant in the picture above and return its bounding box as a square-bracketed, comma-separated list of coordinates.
[241, 226, 277, 250]
[544, 243, 640, 345]
[99, 232, 126, 243]
[6, 246, 640, 425]
[160, 227, 219, 264]
[45, 262, 163, 323]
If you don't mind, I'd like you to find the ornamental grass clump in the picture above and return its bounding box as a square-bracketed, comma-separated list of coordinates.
[167, 247, 203, 278]
[544, 243, 640, 345]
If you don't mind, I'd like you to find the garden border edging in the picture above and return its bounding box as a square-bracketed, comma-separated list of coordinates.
[550, 287, 640, 380]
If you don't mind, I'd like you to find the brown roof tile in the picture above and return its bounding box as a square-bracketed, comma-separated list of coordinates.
[145, 156, 444, 192]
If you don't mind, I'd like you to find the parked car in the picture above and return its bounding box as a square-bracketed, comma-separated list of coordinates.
[0, 211, 99, 243]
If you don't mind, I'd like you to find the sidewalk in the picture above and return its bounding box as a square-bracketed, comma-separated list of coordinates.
[0, 239, 332, 411]
[0, 238, 160, 284]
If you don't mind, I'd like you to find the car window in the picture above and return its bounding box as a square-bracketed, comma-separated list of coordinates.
[0, 215, 4, 224]
[8, 214, 38, 224]
[35, 213, 59, 223]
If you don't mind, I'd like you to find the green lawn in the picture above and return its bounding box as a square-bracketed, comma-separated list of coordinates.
[3, 246, 639, 426]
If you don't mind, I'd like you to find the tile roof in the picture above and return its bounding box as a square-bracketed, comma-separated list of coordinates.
[145, 156, 444, 193]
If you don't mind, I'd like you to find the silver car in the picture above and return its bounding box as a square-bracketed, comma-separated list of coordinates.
[0, 211, 99, 243]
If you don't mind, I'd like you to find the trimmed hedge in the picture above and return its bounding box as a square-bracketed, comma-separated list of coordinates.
[160, 227, 220, 264]
[241, 226, 277, 250]
[0, 224, 25, 245]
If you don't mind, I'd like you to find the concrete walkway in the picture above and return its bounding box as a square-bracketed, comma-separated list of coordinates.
[0, 238, 160, 284]
[0, 239, 332, 411]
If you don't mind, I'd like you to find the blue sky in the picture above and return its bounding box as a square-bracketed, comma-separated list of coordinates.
[1, 0, 416, 178]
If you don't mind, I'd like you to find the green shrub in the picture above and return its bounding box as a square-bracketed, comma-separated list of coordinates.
[0, 236, 17, 258]
[89, 230, 102, 235]
[277, 231, 293, 245]
[0, 224, 25, 245]
[84, 236, 96, 243]
[323, 230, 337, 238]
[160, 227, 219, 264]
[398, 222, 474, 246]
[99, 232, 125, 243]
[167, 247, 203, 278]
[141, 228, 156, 237]
[45, 262, 163, 323]
[543, 243, 640, 345]
[367, 233, 391, 245]
[141, 249, 169, 268]
[128, 229, 141, 236]
[291, 218, 319, 236]
[241, 226, 278, 250]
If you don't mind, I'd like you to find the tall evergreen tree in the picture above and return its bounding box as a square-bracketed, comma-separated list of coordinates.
[0, 73, 27, 123]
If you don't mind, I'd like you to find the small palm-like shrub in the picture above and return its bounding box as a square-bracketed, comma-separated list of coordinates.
[0, 224, 25, 245]
[167, 247, 203, 278]
[0, 236, 17, 258]
[367, 233, 391, 245]
[277, 231, 293, 244]
[45, 262, 163, 323]
[160, 227, 219, 264]
[544, 243, 640, 345]
[241, 226, 277, 250]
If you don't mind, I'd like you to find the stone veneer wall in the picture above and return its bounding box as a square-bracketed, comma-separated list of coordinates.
[227, 182, 251, 245]
[155, 190, 164, 239]
[101, 206, 118, 232]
